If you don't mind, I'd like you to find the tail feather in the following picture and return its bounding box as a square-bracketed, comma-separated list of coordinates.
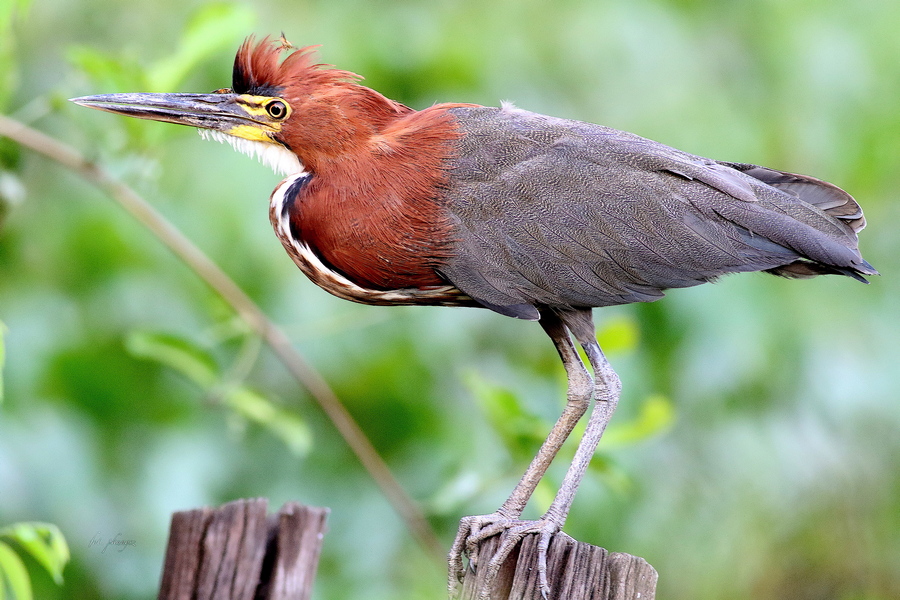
[722, 163, 868, 233]
[718, 162, 877, 282]
[766, 260, 876, 283]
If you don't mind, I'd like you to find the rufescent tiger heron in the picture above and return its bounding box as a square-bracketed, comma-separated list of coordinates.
[72, 36, 877, 597]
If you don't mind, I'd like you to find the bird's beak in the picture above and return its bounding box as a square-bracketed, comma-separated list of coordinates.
[70, 92, 274, 136]
[72, 91, 304, 176]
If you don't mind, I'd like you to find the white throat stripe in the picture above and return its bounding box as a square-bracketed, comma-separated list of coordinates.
[199, 129, 304, 177]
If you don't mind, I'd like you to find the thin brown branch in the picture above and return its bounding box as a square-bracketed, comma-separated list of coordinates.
[0, 113, 445, 562]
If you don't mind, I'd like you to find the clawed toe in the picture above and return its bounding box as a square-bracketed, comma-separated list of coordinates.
[448, 513, 562, 599]
[448, 512, 506, 593]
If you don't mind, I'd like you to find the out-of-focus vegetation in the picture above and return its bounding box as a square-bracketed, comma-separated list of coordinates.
[0, 521, 69, 599]
[1, 0, 898, 599]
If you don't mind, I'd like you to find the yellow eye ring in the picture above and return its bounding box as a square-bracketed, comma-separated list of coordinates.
[266, 99, 288, 120]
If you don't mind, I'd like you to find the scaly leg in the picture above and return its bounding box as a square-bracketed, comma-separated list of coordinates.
[448, 309, 593, 593]
[449, 309, 622, 599]
[529, 309, 622, 594]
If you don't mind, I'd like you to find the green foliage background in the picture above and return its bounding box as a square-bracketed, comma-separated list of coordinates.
[1, 0, 899, 598]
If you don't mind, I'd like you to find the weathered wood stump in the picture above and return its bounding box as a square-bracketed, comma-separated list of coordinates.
[157, 498, 329, 600]
[158, 498, 655, 599]
[459, 532, 657, 600]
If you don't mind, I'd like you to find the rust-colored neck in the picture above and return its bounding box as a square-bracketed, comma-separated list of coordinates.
[286, 104, 465, 289]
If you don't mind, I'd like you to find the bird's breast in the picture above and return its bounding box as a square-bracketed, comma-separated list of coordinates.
[267, 164, 473, 308]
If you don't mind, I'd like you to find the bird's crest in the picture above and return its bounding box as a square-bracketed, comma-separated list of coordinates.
[232, 36, 362, 96]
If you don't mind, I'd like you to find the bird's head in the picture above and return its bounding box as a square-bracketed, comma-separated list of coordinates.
[72, 36, 412, 175]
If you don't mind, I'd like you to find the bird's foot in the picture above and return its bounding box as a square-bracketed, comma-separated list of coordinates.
[448, 512, 562, 599]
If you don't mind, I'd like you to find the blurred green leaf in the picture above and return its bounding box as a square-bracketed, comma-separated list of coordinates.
[464, 370, 547, 459]
[125, 330, 218, 388]
[147, 3, 256, 91]
[600, 394, 675, 449]
[585, 454, 633, 495]
[68, 3, 253, 95]
[596, 314, 640, 355]
[427, 470, 483, 516]
[67, 47, 147, 93]
[223, 387, 312, 456]
[0, 523, 69, 586]
[0, 540, 31, 600]
[126, 330, 310, 455]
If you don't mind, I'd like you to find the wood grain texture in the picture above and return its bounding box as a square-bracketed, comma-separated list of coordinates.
[158, 506, 213, 600]
[263, 502, 329, 600]
[458, 532, 657, 600]
[157, 499, 328, 600]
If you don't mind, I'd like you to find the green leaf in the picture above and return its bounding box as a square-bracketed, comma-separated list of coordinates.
[147, 3, 257, 91]
[10, 524, 66, 585]
[0, 540, 31, 600]
[223, 387, 312, 456]
[600, 394, 675, 449]
[124, 330, 218, 389]
[0, 523, 69, 586]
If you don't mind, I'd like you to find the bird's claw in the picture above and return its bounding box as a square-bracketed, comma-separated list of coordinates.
[448, 512, 503, 593]
[448, 512, 562, 599]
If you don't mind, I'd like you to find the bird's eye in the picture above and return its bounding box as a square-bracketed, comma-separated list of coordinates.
[266, 100, 288, 120]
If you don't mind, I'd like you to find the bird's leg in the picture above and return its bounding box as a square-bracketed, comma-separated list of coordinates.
[448, 309, 593, 594]
[525, 310, 621, 593]
[450, 309, 622, 599]
[494, 310, 595, 517]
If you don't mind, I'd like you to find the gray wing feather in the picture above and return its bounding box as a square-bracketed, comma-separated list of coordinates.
[439, 106, 874, 317]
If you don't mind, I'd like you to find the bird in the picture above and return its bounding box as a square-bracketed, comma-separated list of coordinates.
[72, 36, 877, 597]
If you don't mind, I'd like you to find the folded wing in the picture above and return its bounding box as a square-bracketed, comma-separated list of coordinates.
[439, 106, 876, 319]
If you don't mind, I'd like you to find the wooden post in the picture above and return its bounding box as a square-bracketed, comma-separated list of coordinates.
[157, 498, 329, 600]
[458, 532, 657, 600]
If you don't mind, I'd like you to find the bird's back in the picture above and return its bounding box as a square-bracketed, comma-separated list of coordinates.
[437, 105, 876, 320]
